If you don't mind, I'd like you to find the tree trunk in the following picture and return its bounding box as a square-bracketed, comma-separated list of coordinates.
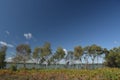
[23, 60, 26, 69]
[80, 58, 83, 69]
[92, 59, 94, 69]
[97, 56, 99, 68]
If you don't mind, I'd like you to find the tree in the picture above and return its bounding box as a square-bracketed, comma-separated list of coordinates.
[65, 51, 74, 67]
[0, 46, 7, 69]
[54, 47, 65, 62]
[105, 47, 120, 68]
[101, 48, 109, 64]
[41, 42, 52, 57]
[88, 44, 102, 68]
[16, 44, 31, 68]
[103, 48, 109, 58]
[65, 51, 74, 61]
[33, 47, 41, 64]
[49, 54, 56, 64]
[83, 46, 90, 69]
[74, 46, 83, 68]
[40, 42, 52, 65]
[12, 54, 22, 65]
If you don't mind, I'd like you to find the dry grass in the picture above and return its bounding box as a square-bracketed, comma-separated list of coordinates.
[0, 68, 120, 80]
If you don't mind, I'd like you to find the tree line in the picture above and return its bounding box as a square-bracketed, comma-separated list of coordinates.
[0, 42, 120, 69]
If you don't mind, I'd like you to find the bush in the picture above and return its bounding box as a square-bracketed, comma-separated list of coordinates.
[9, 64, 17, 71]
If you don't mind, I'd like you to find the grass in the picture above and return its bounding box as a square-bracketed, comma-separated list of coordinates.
[0, 68, 120, 80]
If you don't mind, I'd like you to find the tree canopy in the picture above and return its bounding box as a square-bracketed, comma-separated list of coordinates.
[16, 44, 31, 68]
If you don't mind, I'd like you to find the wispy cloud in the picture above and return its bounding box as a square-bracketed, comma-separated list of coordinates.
[114, 41, 119, 44]
[0, 41, 14, 48]
[24, 33, 32, 39]
[5, 30, 10, 35]
[7, 44, 14, 48]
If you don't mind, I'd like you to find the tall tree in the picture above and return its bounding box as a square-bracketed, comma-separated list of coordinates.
[54, 47, 65, 62]
[74, 46, 83, 68]
[33, 47, 41, 64]
[83, 46, 90, 69]
[40, 42, 52, 65]
[16, 44, 31, 68]
[88, 44, 102, 68]
[0, 46, 7, 69]
[41, 42, 52, 58]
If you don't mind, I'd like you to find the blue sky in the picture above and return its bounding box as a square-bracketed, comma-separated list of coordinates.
[0, 0, 120, 58]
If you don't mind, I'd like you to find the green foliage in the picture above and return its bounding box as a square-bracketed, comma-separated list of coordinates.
[54, 47, 65, 60]
[88, 44, 102, 55]
[41, 42, 52, 57]
[103, 48, 109, 55]
[33, 47, 41, 59]
[9, 64, 17, 71]
[15, 44, 31, 68]
[16, 44, 31, 56]
[0, 46, 7, 69]
[74, 46, 83, 59]
[87, 44, 103, 63]
[105, 47, 120, 68]
[83, 45, 103, 69]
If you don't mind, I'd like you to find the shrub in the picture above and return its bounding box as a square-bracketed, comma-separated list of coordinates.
[9, 64, 17, 71]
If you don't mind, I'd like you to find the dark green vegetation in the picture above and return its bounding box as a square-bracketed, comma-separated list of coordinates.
[104, 47, 120, 67]
[0, 46, 7, 69]
[1, 42, 120, 69]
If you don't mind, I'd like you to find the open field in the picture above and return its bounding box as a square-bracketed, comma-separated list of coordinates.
[0, 68, 120, 80]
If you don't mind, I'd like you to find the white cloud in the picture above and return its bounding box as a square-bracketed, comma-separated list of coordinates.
[5, 31, 10, 35]
[114, 41, 119, 44]
[5, 57, 13, 62]
[0, 41, 14, 48]
[0, 41, 7, 46]
[63, 49, 67, 54]
[24, 33, 32, 39]
[63, 49, 68, 58]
